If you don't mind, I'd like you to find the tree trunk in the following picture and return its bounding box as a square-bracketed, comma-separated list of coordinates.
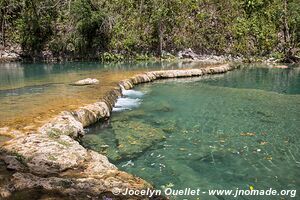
[158, 21, 163, 58]
[283, 0, 291, 56]
[1, 19, 5, 47]
[1, 4, 6, 47]
[68, 0, 72, 14]
[139, 0, 144, 14]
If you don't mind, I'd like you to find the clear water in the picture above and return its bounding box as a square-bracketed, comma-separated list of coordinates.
[83, 65, 300, 200]
[0, 61, 213, 199]
[0, 61, 208, 131]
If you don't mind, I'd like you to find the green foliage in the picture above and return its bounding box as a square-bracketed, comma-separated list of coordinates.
[17, 0, 55, 54]
[1, 0, 299, 59]
[48, 129, 61, 139]
[287, 0, 300, 50]
[68, 0, 110, 53]
[100, 52, 124, 62]
[135, 53, 152, 61]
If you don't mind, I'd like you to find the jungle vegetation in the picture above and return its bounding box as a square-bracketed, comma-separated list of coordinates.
[0, 0, 299, 61]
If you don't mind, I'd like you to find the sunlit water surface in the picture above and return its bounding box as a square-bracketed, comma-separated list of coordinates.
[0, 61, 203, 131]
[0, 61, 214, 199]
[83, 65, 300, 200]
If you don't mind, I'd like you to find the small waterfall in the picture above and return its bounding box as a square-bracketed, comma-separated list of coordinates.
[120, 85, 144, 98]
[112, 85, 144, 112]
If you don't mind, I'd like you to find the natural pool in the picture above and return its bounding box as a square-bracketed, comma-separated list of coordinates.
[0, 61, 205, 132]
[82, 65, 300, 200]
[0, 61, 216, 199]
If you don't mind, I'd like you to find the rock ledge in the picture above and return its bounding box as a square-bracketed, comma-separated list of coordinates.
[1, 63, 237, 199]
[72, 78, 100, 86]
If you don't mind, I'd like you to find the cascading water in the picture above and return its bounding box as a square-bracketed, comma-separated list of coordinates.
[112, 86, 145, 112]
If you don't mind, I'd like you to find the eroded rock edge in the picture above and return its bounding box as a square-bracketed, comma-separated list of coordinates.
[0, 63, 236, 199]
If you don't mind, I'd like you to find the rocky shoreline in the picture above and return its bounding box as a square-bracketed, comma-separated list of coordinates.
[0, 47, 21, 63]
[0, 46, 261, 64]
[2, 45, 298, 64]
[0, 64, 238, 199]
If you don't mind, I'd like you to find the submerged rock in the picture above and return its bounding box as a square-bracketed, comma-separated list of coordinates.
[152, 119, 177, 134]
[154, 103, 173, 113]
[112, 109, 148, 122]
[0, 64, 237, 199]
[80, 134, 109, 154]
[113, 121, 166, 159]
[72, 78, 99, 86]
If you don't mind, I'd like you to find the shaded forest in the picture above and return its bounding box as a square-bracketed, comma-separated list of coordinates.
[0, 0, 299, 61]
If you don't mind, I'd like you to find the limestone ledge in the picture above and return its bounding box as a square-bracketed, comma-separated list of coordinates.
[72, 78, 100, 86]
[0, 63, 236, 199]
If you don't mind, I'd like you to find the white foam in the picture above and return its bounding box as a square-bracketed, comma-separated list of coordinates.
[113, 97, 141, 112]
[113, 86, 145, 112]
[122, 89, 144, 98]
[121, 160, 134, 167]
[120, 85, 144, 98]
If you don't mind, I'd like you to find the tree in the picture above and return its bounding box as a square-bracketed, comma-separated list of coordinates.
[282, 0, 300, 62]
[17, 0, 55, 55]
[0, 0, 299, 61]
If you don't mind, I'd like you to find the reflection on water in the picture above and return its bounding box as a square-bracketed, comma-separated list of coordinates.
[0, 84, 57, 97]
[200, 65, 300, 94]
[84, 65, 300, 200]
[0, 61, 212, 131]
[0, 61, 210, 91]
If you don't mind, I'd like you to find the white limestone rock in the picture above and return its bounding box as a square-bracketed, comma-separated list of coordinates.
[73, 78, 99, 86]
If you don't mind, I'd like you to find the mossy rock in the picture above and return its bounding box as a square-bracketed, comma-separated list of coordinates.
[150, 119, 177, 134]
[123, 109, 148, 118]
[81, 134, 108, 153]
[81, 134, 121, 160]
[113, 121, 166, 159]
[111, 109, 149, 122]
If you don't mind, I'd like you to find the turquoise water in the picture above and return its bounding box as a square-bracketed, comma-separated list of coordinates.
[0, 61, 206, 90]
[83, 65, 300, 200]
[0, 61, 210, 129]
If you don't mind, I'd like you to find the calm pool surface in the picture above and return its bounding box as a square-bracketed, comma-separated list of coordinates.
[83, 65, 300, 200]
[0, 61, 207, 130]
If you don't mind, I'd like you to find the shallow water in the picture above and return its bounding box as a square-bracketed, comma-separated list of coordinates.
[0, 60, 218, 199]
[83, 65, 300, 200]
[0, 61, 208, 132]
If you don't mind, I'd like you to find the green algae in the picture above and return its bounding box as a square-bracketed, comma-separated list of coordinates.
[82, 120, 167, 161]
[113, 121, 166, 159]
